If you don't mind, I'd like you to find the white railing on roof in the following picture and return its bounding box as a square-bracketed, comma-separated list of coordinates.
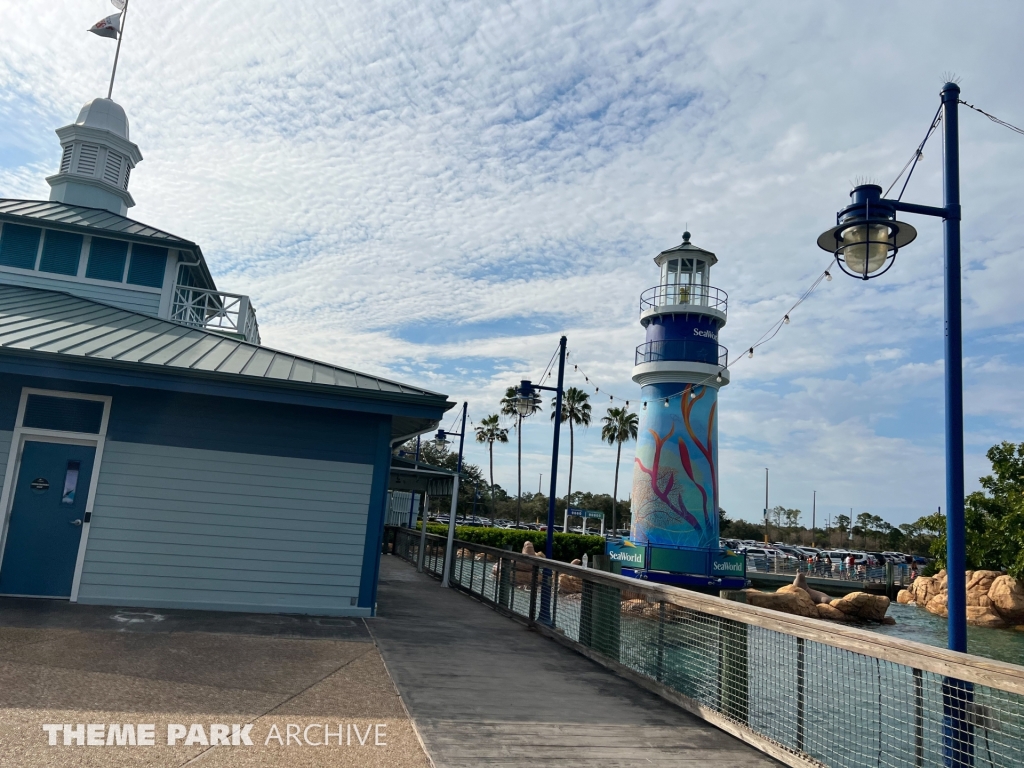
[171, 286, 261, 345]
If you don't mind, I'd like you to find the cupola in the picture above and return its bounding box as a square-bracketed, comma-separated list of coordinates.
[45, 98, 142, 215]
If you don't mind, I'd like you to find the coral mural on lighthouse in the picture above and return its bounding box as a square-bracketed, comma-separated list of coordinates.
[631, 383, 719, 550]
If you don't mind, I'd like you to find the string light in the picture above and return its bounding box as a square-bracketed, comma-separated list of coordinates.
[663, 399, 670, 407]
[783, 315, 790, 325]
[748, 347, 754, 358]
[716, 373, 723, 383]
[689, 390, 697, 399]
[825, 270, 832, 282]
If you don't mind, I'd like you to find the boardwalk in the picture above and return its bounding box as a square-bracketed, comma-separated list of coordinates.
[369, 554, 782, 768]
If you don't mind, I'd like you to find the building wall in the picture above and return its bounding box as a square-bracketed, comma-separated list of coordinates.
[0, 374, 393, 616]
[0, 268, 161, 316]
[78, 441, 373, 615]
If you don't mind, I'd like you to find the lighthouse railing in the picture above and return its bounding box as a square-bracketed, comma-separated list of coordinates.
[385, 525, 1024, 768]
[635, 340, 728, 368]
[640, 283, 728, 315]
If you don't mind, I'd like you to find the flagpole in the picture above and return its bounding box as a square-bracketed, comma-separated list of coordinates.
[107, 0, 129, 99]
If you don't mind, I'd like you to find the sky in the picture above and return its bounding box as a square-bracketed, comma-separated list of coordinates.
[2, 1, 1023, 528]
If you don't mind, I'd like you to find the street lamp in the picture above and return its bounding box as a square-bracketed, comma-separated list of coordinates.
[436, 402, 467, 589]
[817, 81, 971, 767]
[516, 335, 567, 624]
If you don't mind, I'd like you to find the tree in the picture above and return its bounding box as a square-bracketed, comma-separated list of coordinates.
[500, 385, 542, 527]
[600, 406, 639, 533]
[474, 414, 508, 523]
[551, 387, 592, 523]
[928, 442, 1024, 577]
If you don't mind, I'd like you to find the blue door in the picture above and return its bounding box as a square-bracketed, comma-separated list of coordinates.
[0, 441, 96, 597]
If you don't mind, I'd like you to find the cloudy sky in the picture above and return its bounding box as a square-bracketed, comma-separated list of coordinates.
[2, 1, 1023, 528]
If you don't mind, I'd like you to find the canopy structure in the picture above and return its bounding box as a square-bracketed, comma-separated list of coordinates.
[563, 507, 606, 535]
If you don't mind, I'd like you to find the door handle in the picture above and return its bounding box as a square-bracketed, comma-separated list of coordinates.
[70, 519, 83, 526]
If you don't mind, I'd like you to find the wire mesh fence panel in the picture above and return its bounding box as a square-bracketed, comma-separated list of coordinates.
[383, 527, 1024, 768]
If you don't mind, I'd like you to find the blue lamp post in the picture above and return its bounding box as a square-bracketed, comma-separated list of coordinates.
[817, 82, 971, 767]
[515, 335, 567, 624]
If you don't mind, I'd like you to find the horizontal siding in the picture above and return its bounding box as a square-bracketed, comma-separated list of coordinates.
[0, 430, 10, 503]
[0, 269, 160, 316]
[78, 441, 373, 615]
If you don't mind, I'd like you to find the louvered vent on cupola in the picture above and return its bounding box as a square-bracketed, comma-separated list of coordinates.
[76, 143, 100, 175]
[103, 151, 123, 185]
[122, 165, 131, 190]
[59, 145, 73, 173]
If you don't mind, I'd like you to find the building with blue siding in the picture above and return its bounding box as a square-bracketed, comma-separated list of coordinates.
[0, 98, 452, 616]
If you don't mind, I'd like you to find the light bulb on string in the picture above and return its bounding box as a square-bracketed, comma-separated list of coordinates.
[716, 373, 723, 383]
[642, 402, 647, 410]
[663, 399, 670, 407]
[783, 315, 790, 325]
[748, 347, 754, 358]
[689, 391, 697, 400]
[825, 271, 832, 282]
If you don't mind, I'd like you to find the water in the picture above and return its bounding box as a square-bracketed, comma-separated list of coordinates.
[872, 602, 1024, 666]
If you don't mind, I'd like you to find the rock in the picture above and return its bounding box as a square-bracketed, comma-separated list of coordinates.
[925, 592, 948, 618]
[831, 592, 891, 622]
[911, 576, 938, 605]
[968, 592, 997, 608]
[621, 598, 648, 615]
[989, 576, 1024, 623]
[815, 603, 848, 621]
[967, 569, 1002, 592]
[777, 584, 822, 617]
[745, 590, 818, 618]
[792, 573, 831, 604]
[559, 559, 583, 594]
[897, 589, 914, 605]
[967, 606, 1009, 628]
[881, 616, 897, 625]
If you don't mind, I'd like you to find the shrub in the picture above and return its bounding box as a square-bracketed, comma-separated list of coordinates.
[421, 523, 604, 562]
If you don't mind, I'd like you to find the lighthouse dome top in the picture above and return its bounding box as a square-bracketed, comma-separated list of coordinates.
[654, 231, 717, 268]
[75, 98, 129, 139]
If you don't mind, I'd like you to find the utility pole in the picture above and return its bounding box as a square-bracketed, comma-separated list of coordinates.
[763, 468, 770, 544]
[811, 491, 816, 547]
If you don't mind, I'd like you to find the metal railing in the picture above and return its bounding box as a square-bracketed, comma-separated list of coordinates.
[640, 283, 728, 315]
[386, 526, 1024, 768]
[749, 558, 912, 586]
[171, 285, 261, 345]
[635, 339, 729, 368]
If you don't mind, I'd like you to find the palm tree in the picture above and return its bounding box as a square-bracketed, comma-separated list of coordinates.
[500, 386, 542, 527]
[601, 406, 639, 533]
[551, 387, 591, 528]
[474, 414, 509, 524]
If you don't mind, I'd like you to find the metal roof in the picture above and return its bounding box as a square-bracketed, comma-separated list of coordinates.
[0, 199, 193, 246]
[0, 284, 447, 402]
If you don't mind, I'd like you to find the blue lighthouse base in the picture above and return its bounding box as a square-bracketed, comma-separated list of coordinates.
[607, 540, 748, 593]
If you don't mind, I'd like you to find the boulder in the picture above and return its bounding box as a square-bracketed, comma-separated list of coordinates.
[792, 573, 831, 604]
[621, 598, 648, 615]
[967, 606, 1009, 628]
[831, 592, 891, 622]
[745, 590, 818, 618]
[776, 584, 822, 617]
[815, 603, 848, 622]
[911, 576, 938, 605]
[558, 559, 583, 594]
[881, 617, 897, 625]
[989, 576, 1024, 623]
[967, 592, 996, 608]
[897, 589, 914, 605]
[967, 569, 1002, 593]
[925, 592, 948, 618]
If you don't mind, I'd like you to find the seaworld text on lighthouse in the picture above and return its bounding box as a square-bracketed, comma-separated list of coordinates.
[606, 232, 746, 591]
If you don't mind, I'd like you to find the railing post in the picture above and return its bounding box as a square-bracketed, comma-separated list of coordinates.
[529, 564, 539, 623]
[718, 589, 749, 725]
[417, 493, 429, 573]
[656, 601, 666, 683]
[914, 668, 925, 768]
[942, 677, 974, 768]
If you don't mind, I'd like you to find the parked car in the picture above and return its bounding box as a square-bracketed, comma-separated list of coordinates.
[774, 545, 807, 561]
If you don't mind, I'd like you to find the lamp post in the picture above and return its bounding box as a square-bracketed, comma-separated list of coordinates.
[817, 82, 971, 767]
[435, 402, 468, 589]
[515, 335, 567, 624]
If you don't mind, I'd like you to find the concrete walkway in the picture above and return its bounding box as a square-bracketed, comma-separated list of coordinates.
[0, 597, 428, 767]
[369, 555, 782, 768]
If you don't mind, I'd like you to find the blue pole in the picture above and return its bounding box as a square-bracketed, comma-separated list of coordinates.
[940, 81, 973, 768]
[538, 335, 566, 624]
[407, 436, 420, 528]
[440, 402, 468, 588]
[941, 82, 966, 654]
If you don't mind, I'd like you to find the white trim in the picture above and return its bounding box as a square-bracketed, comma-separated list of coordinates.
[631, 361, 729, 388]
[76, 235, 91, 279]
[0, 388, 111, 602]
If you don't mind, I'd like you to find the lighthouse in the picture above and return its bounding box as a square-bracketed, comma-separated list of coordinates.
[618, 232, 738, 587]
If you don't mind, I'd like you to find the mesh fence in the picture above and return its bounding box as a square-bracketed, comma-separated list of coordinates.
[386, 526, 1024, 768]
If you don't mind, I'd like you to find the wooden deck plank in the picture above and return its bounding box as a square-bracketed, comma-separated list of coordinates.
[368, 555, 783, 768]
